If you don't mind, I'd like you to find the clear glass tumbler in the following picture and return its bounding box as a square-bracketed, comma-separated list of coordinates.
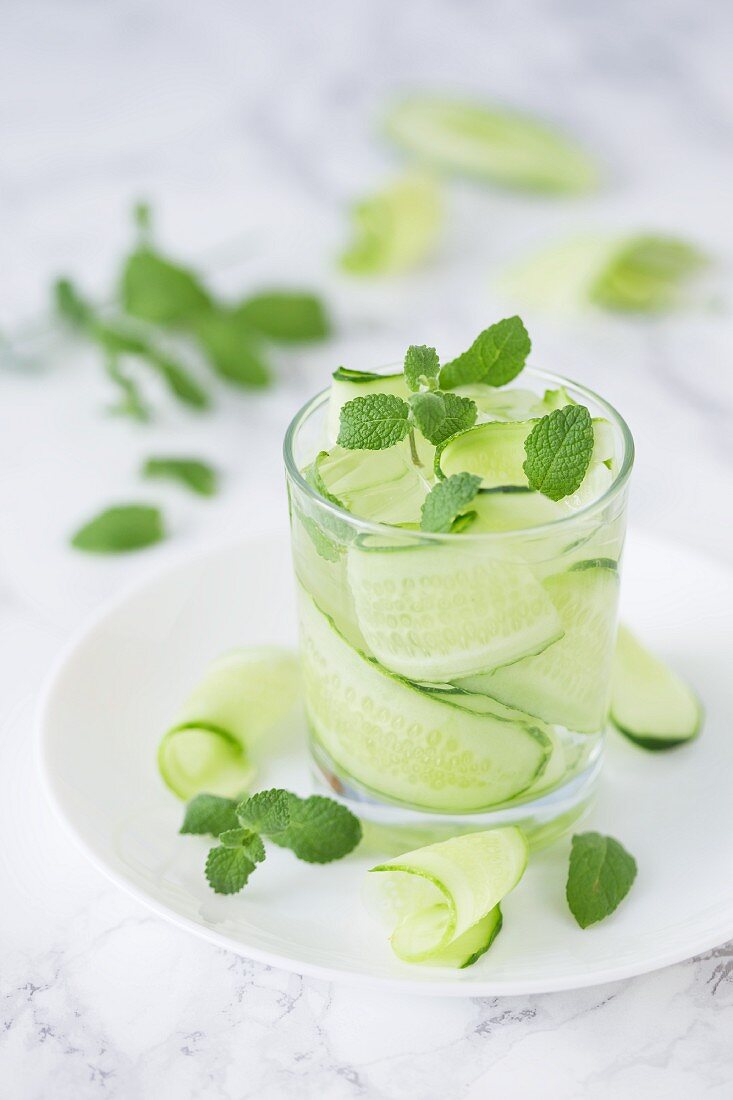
[284, 367, 633, 848]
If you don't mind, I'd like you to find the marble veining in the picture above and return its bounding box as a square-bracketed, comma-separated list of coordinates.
[2, 0, 732, 1096]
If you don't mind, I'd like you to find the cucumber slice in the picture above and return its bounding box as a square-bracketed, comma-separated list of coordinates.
[435, 421, 533, 487]
[158, 725, 255, 800]
[384, 96, 598, 194]
[347, 541, 563, 681]
[300, 593, 550, 811]
[314, 439, 434, 525]
[453, 386, 544, 423]
[611, 625, 702, 750]
[365, 827, 527, 963]
[470, 487, 565, 532]
[339, 174, 441, 278]
[158, 647, 300, 799]
[326, 368, 409, 446]
[459, 563, 619, 733]
[452, 385, 577, 423]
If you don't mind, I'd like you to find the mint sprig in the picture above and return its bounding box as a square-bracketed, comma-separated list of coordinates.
[523, 404, 594, 501]
[566, 832, 637, 928]
[183, 787, 362, 896]
[420, 472, 482, 532]
[439, 316, 531, 390]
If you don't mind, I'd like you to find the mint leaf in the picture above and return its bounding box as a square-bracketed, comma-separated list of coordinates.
[145, 352, 210, 410]
[566, 832, 637, 928]
[193, 310, 271, 388]
[70, 504, 164, 553]
[54, 278, 93, 326]
[337, 393, 411, 450]
[237, 788, 292, 835]
[205, 845, 259, 895]
[435, 391, 477, 441]
[409, 392, 447, 442]
[218, 828, 266, 863]
[420, 472, 482, 533]
[180, 793, 239, 836]
[121, 247, 213, 326]
[410, 391, 477, 446]
[404, 345, 440, 391]
[143, 457, 218, 497]
[267, 794, 362, 864]
[235, 291, 330, 342]
[523, 404, 594, 501]
[439, 316, 531, 389]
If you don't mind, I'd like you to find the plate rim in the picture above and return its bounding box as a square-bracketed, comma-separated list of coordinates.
[37, 527, 733, 997]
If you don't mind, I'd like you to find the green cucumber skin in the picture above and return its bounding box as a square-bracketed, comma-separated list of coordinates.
[461, 907, 503, 969]
[332, 368, 403, 383]
[611, 719, 701, 751]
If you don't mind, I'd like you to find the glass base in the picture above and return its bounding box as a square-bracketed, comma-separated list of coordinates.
[311, 741, 602, 856]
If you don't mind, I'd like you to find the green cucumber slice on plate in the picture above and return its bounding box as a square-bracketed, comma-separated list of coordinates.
[347, 540, 563, 682]
[314, 439, 434, 526]
[365, 826, 527, 964]
[299, 593, 550, 811]
[384, 96, 598, 194]
[158, 647, 300, 799]
[458, 562, 619, 733]
[326, 368, 410, 446]
[611, 625, 703, 750]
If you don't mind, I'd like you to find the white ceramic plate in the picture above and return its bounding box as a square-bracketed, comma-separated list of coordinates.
[39, 529, 733, 996]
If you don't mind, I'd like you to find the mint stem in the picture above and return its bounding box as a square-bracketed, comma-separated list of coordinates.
[408, 428, 422, 467]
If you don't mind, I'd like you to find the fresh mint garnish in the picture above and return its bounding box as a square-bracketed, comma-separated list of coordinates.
[566, 832, 637, 928]
[420, 472, 482, 533]
[180, 793, 240, 836]
[121, 247, 213, 326]
[184, 787, 362, 897]
[143, 457, 218, 497]
[192, 310, 271, 389]
[235, 291, 330, 343]
[404, 345, 440, 392]
[439, 316, 531, 390]
[218, 828, 266, 862]
[409, 390, 477, 446]
[523, 404, 594, 501]
[205, 845, 260, 895]
[70, 504, 164, 554]
[337, 393, 411, 450]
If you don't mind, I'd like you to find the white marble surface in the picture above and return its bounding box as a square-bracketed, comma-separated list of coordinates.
[1, 1, 732, 1096]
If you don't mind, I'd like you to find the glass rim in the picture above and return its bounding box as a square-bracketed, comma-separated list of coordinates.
[283, 364, 635, 542]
